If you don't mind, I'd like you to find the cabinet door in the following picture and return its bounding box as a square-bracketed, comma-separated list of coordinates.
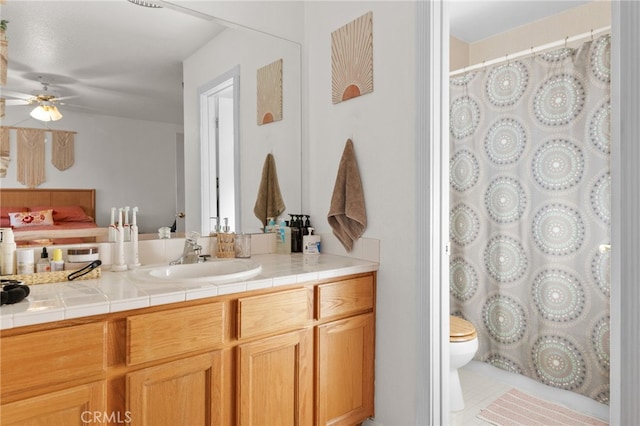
[237, 328, 313, 426]
[316, 313, 375, 426]
[127, 351, 227, 426]
[0, 381, 106, 426]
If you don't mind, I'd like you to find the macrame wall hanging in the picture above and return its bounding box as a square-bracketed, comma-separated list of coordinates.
[52, 130, 75, 171]
[1, 126, 77, 186]
[17, 128, 46, 188]
[0, 126, 9, 177]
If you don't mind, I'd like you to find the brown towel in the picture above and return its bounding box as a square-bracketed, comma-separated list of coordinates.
[254, 153, 286, 227]
[327, 139, 367, 252]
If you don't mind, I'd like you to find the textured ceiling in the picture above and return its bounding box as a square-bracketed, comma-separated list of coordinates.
[1, 1, 225, 124]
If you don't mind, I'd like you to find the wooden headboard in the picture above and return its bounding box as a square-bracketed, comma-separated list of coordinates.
[0, 188, 96, 220]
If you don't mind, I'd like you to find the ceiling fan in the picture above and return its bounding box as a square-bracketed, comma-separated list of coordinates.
[3, 78, 77, 122]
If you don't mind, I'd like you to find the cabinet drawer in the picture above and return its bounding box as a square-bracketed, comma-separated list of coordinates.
[237, 288, 312, 340]
[127, 302, 225, 365]
[317, 274, 375, 320]
[1, 322, 106, 397]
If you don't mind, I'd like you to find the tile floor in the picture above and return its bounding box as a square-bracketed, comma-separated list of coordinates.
[452, 361, 610, 426]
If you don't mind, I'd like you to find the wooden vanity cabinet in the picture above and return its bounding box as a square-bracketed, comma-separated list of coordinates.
[0, 322, 107, 426]
[236, 288, 315, 425]
[316, 275, 376, 426]
[0, 271, 376, 426]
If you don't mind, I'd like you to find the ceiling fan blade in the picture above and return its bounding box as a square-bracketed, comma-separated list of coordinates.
[1, 90, 34, 100]
[58, 102, 101, 113]
[5, 99, 31, 106]
[54, 95, 80, 101]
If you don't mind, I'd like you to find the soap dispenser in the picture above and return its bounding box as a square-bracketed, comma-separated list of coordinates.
[303, 227, 321, 254]
[216, 218, 235, 258]
[276, 219, 291, 254]
[290, 214, 301, 252]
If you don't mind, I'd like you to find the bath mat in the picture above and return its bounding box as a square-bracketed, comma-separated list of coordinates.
[477, 389, 608, 426]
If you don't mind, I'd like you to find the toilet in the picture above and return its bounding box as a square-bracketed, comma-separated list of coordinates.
[449, 315, 478, 412]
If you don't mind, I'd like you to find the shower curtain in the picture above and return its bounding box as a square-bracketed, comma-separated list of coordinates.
[449, 35, 610, 404]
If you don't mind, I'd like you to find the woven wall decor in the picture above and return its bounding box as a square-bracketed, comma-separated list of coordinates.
[52, 130, 75, 171]
[0, 33, 6, 86]
[17, 128, 45, 188]
[0, 126, 9, 177]
[331, 11, 374, 104]
[257, 58, 283, 125]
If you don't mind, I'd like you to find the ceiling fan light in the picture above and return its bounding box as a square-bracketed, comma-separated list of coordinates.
[49, 105, 63, 121]
[30, 105, 63, 122]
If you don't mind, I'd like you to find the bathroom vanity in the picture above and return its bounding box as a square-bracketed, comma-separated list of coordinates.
[0, 254, 377, 426]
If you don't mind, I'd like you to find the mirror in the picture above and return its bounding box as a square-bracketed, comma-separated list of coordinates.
[182, 13, 302, 235]
[0, 1, 302, 238]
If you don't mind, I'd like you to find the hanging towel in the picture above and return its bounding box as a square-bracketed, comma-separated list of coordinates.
[327, 139, 367, 252]
[254, 153, 286, 227]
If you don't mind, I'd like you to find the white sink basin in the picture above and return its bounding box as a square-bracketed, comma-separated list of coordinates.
[130, 259, 262, 284]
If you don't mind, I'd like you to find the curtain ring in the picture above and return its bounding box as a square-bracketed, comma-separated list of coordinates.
[564, 36, 569, 48]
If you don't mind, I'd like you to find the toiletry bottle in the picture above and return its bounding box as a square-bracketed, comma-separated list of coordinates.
[0, 228, 17, 275]
[264, 217, 279, 254]
[50, 248, 64, 271]
[264, 217, 277, 234]
[36, 247, 51, 273]
[17, 249, 35, 274]
[303, 227, 321, 254]
[276, 219, 291, 254]
[290, 214, 301, 252]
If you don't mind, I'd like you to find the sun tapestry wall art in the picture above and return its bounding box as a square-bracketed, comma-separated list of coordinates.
[331, 11, 373, 104]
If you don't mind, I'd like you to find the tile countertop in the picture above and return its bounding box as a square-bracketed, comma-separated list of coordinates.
[0, 254, 379, 330]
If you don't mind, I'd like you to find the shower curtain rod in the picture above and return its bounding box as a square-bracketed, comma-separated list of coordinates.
[449, 25, 611, 76]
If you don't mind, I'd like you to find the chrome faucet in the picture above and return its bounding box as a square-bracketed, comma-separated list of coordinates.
[170, 231, 206, 265]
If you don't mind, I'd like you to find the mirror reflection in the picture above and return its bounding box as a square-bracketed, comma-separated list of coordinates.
[0, 0, 301, 242]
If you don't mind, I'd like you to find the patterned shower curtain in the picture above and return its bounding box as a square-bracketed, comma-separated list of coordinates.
[449, 35, 610, 404]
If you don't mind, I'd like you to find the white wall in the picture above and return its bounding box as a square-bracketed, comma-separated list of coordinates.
[304, 2, 417, 424]
[1, 108, 181, 233]
[183, 25, 302, 234]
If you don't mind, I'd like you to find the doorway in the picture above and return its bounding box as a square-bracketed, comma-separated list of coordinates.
[416, 2, 640, 425]
[199, 66, 241, 235]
